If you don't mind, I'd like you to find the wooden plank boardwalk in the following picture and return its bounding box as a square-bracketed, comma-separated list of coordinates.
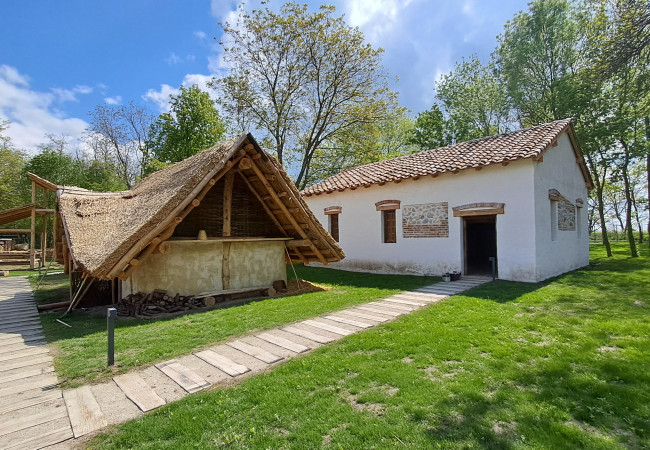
[0, 276, 488, 449]
[0, 277, 73, 450]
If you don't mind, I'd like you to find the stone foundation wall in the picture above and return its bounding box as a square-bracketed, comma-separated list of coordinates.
[402, 202, 449, 238]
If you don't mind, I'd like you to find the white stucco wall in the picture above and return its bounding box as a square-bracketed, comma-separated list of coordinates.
[533, 133, 590, 280]
[305, 159, 539, 281]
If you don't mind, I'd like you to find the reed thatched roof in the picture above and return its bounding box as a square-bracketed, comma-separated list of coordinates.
[58, 134, 344, 280]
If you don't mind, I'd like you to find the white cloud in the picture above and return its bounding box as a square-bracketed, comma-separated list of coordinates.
[165, 52, 183, 65]
[0, 65, 88, 153]
[194, 30, 207, 40]
[211, 0, 238, 19]
[104, 96, 122, 105]
[143, 73, 218, 113]
[142, 84, 180, 113]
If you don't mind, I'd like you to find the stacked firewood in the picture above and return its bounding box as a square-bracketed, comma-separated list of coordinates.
[116, 289, 216, 317]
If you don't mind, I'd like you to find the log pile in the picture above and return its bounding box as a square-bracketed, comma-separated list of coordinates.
[116, 289, 213, 317]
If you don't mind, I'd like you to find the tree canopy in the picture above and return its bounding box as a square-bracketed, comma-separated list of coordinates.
[147, 85, 226, 167]
[215, 2, 398, 189]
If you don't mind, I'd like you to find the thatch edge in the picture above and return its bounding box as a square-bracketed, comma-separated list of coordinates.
[103, 134, 249, 279]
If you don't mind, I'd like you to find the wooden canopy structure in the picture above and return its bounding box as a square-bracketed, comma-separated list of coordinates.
[0, 173, 57, 269]
[56, 134, 344, 287]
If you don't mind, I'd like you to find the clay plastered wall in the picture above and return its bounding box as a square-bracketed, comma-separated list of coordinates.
[402, 203, 449, 238]
[533, 132, 589, 281]
[125, 240, 286, 297]
[305, 159, 537, 281]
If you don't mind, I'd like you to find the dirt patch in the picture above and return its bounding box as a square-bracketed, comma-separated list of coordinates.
[492, 421, 517, 435]
[633, 300, 645, 307]
[401, 356, 414, 364]
[598, 346, 620, 353]
[346, 394, 386, 416]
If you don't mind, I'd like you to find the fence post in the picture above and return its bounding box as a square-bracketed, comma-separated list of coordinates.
[107, 307, 117, 366]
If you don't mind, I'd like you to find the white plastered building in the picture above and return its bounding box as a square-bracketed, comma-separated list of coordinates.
[302, 119, 592, 283]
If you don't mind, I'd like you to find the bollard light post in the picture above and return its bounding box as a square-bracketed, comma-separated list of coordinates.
[488, 257, 496, 281]
[107, 307, 117, 366]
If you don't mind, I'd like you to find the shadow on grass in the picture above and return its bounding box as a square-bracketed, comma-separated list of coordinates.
[289, 263, 436, 290]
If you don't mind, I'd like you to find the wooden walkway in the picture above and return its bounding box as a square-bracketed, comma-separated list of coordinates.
[0, 276, 488, 449]
[0, 277, 73, 450]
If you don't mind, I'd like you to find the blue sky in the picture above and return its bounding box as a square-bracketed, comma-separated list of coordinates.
[0, 0, 527, 153]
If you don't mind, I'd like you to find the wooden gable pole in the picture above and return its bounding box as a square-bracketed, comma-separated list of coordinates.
[245, 157, 328, 265]
[222, 170, 234, 290]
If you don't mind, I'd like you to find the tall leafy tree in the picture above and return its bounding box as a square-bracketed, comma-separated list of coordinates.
[307, 111, 417, 185]
[435, 56, 513, 140]
[496, 0, 583, 125]
[407, 105, 451, 150]
[147, 85, 226, 166]
[216, 2, 397, 189]
[0, 120, 28, 211]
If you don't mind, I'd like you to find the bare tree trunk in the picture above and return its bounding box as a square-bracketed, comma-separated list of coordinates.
[586, 152, 612, 256]
[631, 188, 643, 243]
[644, 117, 650, 246]
[620, 139, 638, 257]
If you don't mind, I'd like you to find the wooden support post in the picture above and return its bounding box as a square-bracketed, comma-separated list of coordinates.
[30, 182, 36, 269]
[41, 217, 46, 268]
[223, 171, 234, 237]
[221, 170, 234, 290]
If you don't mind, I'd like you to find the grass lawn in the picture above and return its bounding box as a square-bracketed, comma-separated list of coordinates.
[90, 243, 650, 449]
[28, 272, 69, 305]
[39, 266, 433, 387]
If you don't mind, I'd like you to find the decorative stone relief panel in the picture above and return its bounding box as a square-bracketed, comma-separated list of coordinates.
[558, 197, 576, 231]
[402, 202, 449, 238]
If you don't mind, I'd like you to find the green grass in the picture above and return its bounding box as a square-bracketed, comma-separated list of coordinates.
[28, 272, 69, 305]
[40, 266, 433, 387]
[90, 243, 650, 449]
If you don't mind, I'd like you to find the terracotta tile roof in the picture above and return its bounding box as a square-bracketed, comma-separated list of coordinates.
[302, 119, 590, 196]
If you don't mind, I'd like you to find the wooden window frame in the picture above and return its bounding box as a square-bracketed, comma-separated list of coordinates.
[382, 209, 397, 243]
[329, 213, 339, 242]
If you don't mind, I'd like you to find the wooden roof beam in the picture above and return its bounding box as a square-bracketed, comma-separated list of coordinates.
[247, 158, 328, 265]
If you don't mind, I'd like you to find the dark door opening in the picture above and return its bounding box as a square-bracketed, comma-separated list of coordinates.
[464, 215, 497, 276]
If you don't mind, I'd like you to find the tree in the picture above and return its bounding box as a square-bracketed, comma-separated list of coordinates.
[147, 85, 226, 166]
[307, 110, 417, 185]
[26, 135, 127, 194]
[86, 102, 153, 188]
[215, 2, 397, 189]
[407, 105, 451, 150]
[435, 56, 513, 141]
[496, 0, 583, 125]
[0, 120, 28, 211]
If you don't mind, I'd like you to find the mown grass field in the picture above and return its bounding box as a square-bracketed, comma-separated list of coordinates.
[37, 267, 433, 387]
[90, 243, 649, 449]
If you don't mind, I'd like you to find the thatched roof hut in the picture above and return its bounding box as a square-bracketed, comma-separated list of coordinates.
[55, 134, 343, 303]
